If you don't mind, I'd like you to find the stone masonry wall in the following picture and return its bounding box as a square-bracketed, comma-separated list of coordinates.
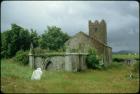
[91, 37, 112, 66]
[89, 20, 107, 45]
[29, 53, 88, 72]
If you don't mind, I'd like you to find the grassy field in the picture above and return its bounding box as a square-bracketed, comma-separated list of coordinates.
[1, 58, 139, 93]
[112, 53, 139, 59]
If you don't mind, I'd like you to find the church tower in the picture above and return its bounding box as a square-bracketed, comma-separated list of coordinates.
[89, 20, 107, 45]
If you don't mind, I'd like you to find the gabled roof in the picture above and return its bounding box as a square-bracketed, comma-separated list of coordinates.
[75, 31, 89, 38]
[91, 37, 111, 48]
[65, 31, 111, 48]
[65, 31, 89, 45]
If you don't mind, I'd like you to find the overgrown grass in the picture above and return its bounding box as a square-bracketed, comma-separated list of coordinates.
[1, 58, 139, 93]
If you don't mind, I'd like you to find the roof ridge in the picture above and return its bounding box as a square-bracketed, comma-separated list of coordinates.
[91, 37, 111, 48]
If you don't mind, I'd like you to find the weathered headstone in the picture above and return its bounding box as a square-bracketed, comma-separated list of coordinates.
[31, 68, 43, 80]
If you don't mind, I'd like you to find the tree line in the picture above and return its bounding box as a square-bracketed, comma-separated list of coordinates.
[1, 24, 70, 58]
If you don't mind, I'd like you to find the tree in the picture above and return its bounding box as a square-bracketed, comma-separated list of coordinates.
[1, 31, 8, 58]
[1, 30, 14, 58]
[40, 26, 70, 51]
[1, 24, 31, 58]
[19, 28, 31, 50]
[11, 24, 31, 51]
[1, 24, 70, 58]
[30, 29, 39, 48]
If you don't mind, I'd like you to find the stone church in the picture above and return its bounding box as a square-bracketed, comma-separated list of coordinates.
[29, 20, 112, 72]
[65, 20, 112, 66]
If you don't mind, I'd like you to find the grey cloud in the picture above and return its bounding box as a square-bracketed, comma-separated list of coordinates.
[1, 1, 139, 52]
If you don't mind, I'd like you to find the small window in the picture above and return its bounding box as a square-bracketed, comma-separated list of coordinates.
[95, 28, 98, 32]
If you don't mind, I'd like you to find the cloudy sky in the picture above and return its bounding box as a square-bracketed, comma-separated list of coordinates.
[1, 1, 139, 52]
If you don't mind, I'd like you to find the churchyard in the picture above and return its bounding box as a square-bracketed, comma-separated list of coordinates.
[1, 1, 139, 93]
[1, 53, 139, 93]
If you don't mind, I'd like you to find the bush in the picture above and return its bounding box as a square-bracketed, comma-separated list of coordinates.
[132, 62, 139, 73]
[113, 58, 124, 62]
[14, 50, 29, 65]
[86, 48, 103, 69]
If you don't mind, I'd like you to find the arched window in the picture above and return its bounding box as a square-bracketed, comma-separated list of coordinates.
[45, 59, 52, 69]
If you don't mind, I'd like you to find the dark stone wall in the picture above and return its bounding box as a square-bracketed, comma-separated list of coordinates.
[91, 37, 112, 66]
[89, 20, 107, 45]
[89, 20, 112, 66]
[29, 53, 88, 72]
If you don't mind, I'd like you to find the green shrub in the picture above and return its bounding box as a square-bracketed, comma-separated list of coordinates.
[86, 48, 103, 69]
[34, 47, 44, 54]
[132, 62, 139, 73]
[113, 58, 124, 62]
[14, 50, 29, 65]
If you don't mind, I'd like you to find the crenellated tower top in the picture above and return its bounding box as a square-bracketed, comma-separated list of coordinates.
[89, 19, 107, 45]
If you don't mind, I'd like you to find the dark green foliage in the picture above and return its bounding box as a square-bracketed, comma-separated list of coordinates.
[33, 47, 48, 54]
[40, 26, 70, 50]
[1, 24, 69, 59]
[1, 24, 31, 58]
[113, 58, 124, 62]
[14, 50, 29, 65]
[86, 48, 103, 69]
[135, 58, 140, 61]
[30, 29, 39, 48]
[1, 30, 13, 58]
